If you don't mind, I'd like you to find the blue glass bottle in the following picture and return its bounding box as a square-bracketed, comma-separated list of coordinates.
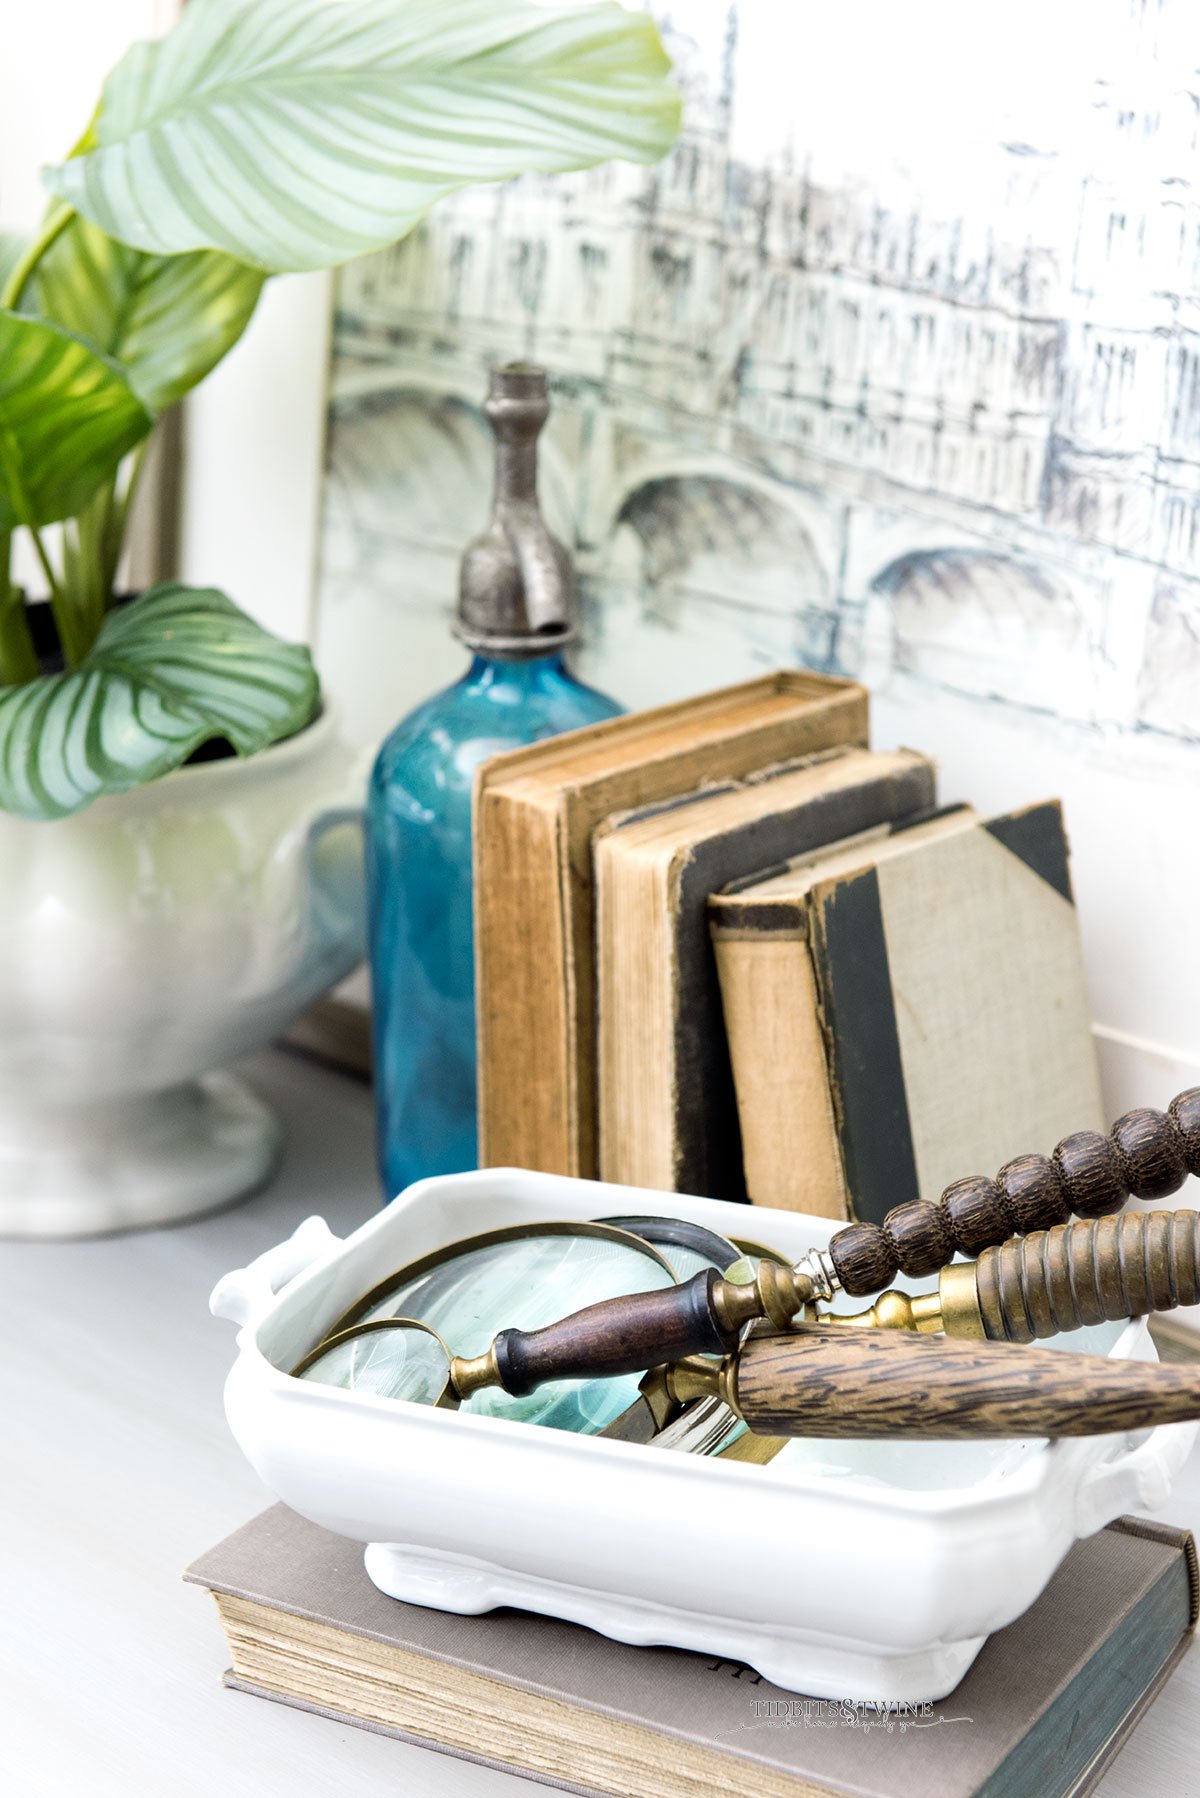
[367, 366, 622, 1198]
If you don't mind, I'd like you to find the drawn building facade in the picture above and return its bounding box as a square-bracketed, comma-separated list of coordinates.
[314, 0, 1200, 746]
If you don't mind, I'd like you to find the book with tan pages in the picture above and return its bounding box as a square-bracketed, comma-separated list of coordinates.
[187, 1505, 1198, 1798]
[595, 746, 936, 1204]
[473, 670, 867, 1178]
[710, 800, 1104, 1223]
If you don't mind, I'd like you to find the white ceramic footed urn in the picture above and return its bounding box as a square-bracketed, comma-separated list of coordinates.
[0, 710, 367, 1235]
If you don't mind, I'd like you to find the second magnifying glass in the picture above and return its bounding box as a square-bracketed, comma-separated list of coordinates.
[293, 1318, 460, 1406]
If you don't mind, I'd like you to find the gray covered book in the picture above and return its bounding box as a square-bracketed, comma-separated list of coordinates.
[711, 798, 1104, 1224]
[187, 1506, 1197, 1798]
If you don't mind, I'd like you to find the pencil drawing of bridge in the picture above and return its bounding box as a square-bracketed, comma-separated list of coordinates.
[315, 0, 1200, 745]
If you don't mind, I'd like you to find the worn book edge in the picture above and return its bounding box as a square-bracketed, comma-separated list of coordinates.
[475, 672, 868, 797]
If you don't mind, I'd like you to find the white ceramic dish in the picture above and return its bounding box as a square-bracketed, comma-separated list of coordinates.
[211, 1170, 1196, 1701]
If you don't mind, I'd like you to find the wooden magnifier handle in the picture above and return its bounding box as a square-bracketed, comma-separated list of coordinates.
[724, 1327, 1200, 1439]
[451, 1269, 747, 1400]
[974, 1209, 1200, 1342]
[827, 1088, 1200, 1297]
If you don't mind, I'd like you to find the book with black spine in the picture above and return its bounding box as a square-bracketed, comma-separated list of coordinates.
[710, 799, 1104, 1224]
[595, 744, 936, 1206]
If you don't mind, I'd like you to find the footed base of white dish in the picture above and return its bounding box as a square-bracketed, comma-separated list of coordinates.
[363, 1539, 985, 1703]
[0, 1071, 282, 1237]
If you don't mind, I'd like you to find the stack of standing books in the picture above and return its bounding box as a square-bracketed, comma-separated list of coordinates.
[475, 670, 1104, 1220]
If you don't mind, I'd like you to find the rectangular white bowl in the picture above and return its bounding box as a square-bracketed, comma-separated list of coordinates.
[211, 1170, 1196, 1701]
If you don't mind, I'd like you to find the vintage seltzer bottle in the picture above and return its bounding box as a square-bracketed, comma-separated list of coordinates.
[366, 364, 621, 1195]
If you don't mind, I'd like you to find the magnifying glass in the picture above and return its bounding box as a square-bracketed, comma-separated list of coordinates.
[301, 1221, 677, 1434]
[293, 1216, 808, 1444]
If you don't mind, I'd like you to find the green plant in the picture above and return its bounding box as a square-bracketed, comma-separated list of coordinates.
[0, 0, 679, 821]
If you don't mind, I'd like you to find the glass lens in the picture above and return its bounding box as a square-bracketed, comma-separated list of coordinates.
[594, 1214, 742, 1283]
[298, 1323, 450, 1406]
[357, 1229, 674, 1433]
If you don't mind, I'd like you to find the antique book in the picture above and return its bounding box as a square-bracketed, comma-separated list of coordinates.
[474, 670, 867, 1178]
[188, 1506, 1198, 1798]
[595, 746, 936, 1202]
[710, 800, 1105, 1223]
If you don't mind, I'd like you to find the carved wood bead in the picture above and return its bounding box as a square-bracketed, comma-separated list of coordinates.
[1053, 1130, 1127, 1219]
[939, 1175, 1012, 1256]
[883, 1201, 955, 1277]
[829, 1223, 899, 1298]
[1168, 1088, 1200, 1178]
[996, 1154, 1070, 1233]
[1111, 1108, 1188, 1200]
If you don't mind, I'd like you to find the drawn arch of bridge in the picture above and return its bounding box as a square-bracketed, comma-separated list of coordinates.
[866, 545, 1095, 717]
[596, 460, 836, 598]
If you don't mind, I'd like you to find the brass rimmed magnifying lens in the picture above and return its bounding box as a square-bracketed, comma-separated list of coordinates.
[294, 1319, 458, 1407]
[297, 1221, 677, 1435]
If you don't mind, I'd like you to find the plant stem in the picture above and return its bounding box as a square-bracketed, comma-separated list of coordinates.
[1, 201, 74, 312]
[0, 534, 38, 685]
[69, 479, 115, 647]
[26, 521, 86, 669]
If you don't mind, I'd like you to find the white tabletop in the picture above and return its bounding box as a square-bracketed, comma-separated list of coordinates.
[3, 1048, 1198, 1797]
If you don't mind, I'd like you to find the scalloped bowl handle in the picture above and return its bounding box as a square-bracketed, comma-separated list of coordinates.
[210, 1214, 340, 1329]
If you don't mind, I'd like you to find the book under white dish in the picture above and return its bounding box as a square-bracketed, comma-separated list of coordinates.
[210, 1171, 1195, 1702]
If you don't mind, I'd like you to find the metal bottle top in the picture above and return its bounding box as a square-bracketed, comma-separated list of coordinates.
[454, 363, 577, 659]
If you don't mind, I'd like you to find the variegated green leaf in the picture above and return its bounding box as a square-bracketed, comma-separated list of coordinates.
[28, 214, 263, 414]
[0, 583, 318, 820]
[43, 0, 680, 273]
[0, 310, 151, 531]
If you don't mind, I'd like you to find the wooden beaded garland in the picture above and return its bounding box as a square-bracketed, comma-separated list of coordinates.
[828, 1222, 897, 1298]
[822, 1085, 1200, 1299]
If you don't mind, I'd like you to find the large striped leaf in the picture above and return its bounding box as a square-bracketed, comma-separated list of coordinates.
[0, 584, 319, 820]
[0, 310, 151, 531]
[28, 215, 264, 414]
[43, 0, 680, 273]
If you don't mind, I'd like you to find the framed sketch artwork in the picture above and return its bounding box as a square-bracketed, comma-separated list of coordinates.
[181, 0, 1200, 1105]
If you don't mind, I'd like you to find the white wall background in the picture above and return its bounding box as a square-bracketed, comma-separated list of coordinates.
[0, 5, 176, 229]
